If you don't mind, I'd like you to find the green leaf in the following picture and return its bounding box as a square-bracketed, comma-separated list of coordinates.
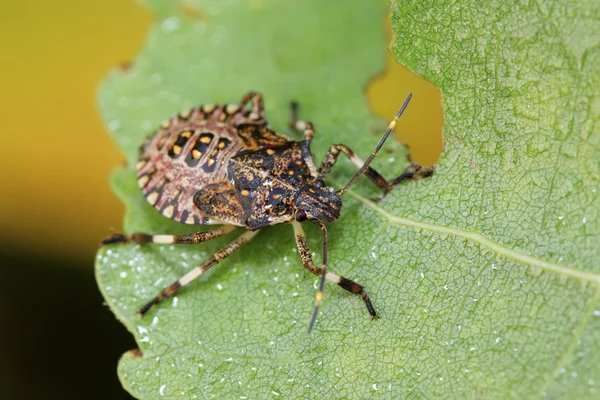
[95, 0, 600, 399]
[387, 0, 600, 398]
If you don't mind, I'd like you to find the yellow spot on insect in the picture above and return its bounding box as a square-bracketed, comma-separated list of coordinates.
[202, 104, 215, 113]
[172, 145, 182, 155]
[207, 158, 215, 166]
[181, 131, 192, 139]
[226, 104, 240, 114]
[388, 120, 396, 130]
[147, 192, 159, 205]
[218, 141, 226, 149]
[266, 148, 275, 155]
[186, 214, 196, 224]
[161, 120, 171, 129]
[192, 149, 202, 159]
[137, 175, 149, 187]
[248, 112, 259, 120]
[180, 110, 191, 119]
[241, 189, 250, 196]
[288, 170, 295, 175]
[273, 194, 281, 199]
[200, 135, 212, 144]
[162, 205, 175, 219]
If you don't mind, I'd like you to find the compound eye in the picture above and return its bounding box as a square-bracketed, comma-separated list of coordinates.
[295, 210, 308, 222]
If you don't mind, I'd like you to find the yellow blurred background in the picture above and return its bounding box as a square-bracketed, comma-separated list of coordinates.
[0, 1, 441, 262]
[0, 1, 440, 399]
[0, 0, 151, 260]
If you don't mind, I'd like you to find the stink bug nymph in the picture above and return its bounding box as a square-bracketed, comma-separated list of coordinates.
[103, 92, 433, 333]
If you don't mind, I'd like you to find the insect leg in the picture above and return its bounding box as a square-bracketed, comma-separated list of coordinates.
[288, 101, 314, 141]
[238, 92, 265, 118]
[318, 143, 434, 194]
[292, 221, 376, 332]
[102, 225, 236, 245]
[308, 221, 328, 333]
[138, 229, 259, 316]
[334, 93, 431, 195]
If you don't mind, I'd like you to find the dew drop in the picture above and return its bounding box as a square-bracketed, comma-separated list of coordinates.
[118, 97, 131, 107]
[108, 120, 120, 130]
[161, 17, 180, 33]
[150, 73, 163, 84]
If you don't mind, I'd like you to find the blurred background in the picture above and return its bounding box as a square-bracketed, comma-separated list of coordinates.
[0, 0, 441, 399]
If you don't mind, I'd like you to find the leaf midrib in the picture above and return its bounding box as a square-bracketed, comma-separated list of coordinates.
[348, 190, 600, 285]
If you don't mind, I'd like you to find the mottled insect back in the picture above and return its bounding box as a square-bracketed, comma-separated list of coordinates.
[136, 93, 280, 226]
[104, 92, 434, 333]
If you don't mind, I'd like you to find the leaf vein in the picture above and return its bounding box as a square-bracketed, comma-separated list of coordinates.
[349, 190, 600, 285]
[537, 288, 600, 397]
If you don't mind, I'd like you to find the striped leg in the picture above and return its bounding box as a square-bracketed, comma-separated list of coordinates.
[139, 229, 259, 315]
[102, 225, 235, 245]
[288, 101, 314, 141]
[318, 144, 434, 194]
[292, 221, 376, 333]
[238, 91, 264, 118]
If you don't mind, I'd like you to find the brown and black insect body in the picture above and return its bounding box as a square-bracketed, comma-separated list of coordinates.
[103, 92, 433, 333]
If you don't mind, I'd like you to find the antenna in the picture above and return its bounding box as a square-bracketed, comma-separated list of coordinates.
[337, 93, 412, 196]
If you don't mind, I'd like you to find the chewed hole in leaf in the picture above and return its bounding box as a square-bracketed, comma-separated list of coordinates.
[367, 19, 443, 167]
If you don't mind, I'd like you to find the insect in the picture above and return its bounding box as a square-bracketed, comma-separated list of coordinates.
[103, 92, 433, 333]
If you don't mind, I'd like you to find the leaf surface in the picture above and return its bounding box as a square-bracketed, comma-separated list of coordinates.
[96, 0, 600, 398]
[388, 0, 600, 397]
